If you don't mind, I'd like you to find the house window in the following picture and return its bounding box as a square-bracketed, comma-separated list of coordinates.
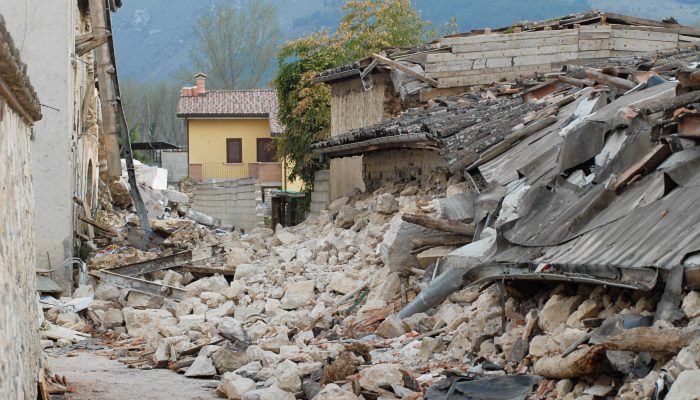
[256, 138, 277, 162]
[226, 138, 242, 163]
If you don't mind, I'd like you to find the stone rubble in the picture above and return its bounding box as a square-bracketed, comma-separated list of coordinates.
[39, 178, 700, 399]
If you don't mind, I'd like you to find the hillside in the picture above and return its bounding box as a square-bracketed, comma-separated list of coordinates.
[112, 0, 700, 84]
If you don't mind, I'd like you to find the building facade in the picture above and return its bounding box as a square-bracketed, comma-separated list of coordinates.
[177, 73, 301, 190]
[2, 0, 106, 292]
[0, 15, 43, 400]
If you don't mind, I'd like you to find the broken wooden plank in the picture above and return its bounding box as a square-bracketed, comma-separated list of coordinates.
[410, 234, 472, 249]
[557, 75, 595, 87]
[416, 246, 458, 268]
[108, 249, 195, 277]
[371, 53, 438, 87]
[641, 90, 700, 116]
[533, 345, 606, 379]
[96, 270, 188, 300]
[402, 214, 475, 236]
[601, 327, 696, 353]
[613, 143, 672, 192]
[678, 112, 700, 138]
[583, 68, 636, 90]
[78, 215, 117, 237]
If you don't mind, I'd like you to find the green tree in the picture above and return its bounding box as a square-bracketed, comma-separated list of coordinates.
[190, 0, 280, 89]
[275, 0, 431, 188]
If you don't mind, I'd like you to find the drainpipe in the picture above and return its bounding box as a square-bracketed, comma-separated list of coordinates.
[397, 267, 468, 319]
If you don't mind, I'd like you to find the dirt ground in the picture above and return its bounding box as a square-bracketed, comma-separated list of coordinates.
[48, 351, 218, 400]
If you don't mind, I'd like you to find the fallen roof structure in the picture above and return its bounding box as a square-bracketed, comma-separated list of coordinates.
[312, 37, 700, 320]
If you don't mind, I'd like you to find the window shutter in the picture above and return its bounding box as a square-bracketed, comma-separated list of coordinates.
[226, 139, 242, 163]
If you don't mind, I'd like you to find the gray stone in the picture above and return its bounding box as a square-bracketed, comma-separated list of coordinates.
[682, 291, 700, 319]
[234, 264, 261, 280]
[380, 215, 441, 272]
[102, 309, 124, 329]
[556, 379, 574, 396]
[122, 308, 172, 339]
[213, 343, 252, 374]
[328, 197, 349, 212]
[227, 247, 252, 268]
[72, 285, 94, 298]
[376, 314, 408, 338]
[312, 383, 359, 400]
[242, 385, 295, 400]
[185, 274, 229, 296]
[218, 372, 256, 400]
[538, 294, 583, 332]
[666, 370, 700, 400]
[275, 229, 299, 245]
[376, 193, 399, 214]
[126, 291, 163, 309]
[335, 206, 360, 229]
[327, 273, 359, 295]
[185, 345, 218, 377]
[275, 359, 301, 392]
[358, 363, 403, 392]
[280, 281, 315, 310]
[94, 283, 121, 302]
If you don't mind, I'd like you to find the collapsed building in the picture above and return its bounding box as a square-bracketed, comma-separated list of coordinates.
[35, 10, 700, 400]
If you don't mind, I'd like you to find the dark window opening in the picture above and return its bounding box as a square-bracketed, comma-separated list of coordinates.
[257, 138, 277, 162]
[226, 138, 242, 163]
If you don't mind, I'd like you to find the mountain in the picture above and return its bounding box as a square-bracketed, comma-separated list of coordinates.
[112, 0, 700, 84]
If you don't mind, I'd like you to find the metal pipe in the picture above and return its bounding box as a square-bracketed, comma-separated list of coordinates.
[398, 267, 467, 319]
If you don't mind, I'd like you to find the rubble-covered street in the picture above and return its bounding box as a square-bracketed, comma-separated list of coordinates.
[6, 2, 700, 400]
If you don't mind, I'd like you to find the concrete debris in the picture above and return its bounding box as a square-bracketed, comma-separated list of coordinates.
[42, 48, 700, 400]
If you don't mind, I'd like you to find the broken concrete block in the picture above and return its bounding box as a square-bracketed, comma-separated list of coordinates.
[327, 272, 360, 295]
[280, 281, 315, 310]
[122, 307, 172, 339]
[242, 385, 295, 400]
[178, 314, 206, 331]
[665, 369, 700, 400]
[102, 308, 124, 329]
[682, 290, 700, 319]
[218, 372, 256, 400]
[185, 345, 218, 378]
[200, 291, 226, 308]
[126, 291, 163, 309]
[328, 197, 349, 212]
[380, 214, 441, 272]
[185, 274, 229, 296]
[213, 343, 252, 374]
[94, 283, 122, 302]
[376, 193, 399, 214]
[538, 294, 584, 332]
[234, 264, 261, 280]
[73, 285, 94, 298]
[358, 363, 403, 392]
[275, 229, 299, 245]
[311, 383, 359, 400]
[376, 314, 409, 338]
[275, 359, 301, 392]
[227, 247, 252, 268]
[335, 206, 360, 229]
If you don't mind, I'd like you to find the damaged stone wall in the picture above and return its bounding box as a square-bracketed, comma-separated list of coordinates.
[328, 73, 401, 200]
[0, 99, 41, 399]
[363, 148, 448, 191]
[192, 177, 264, 230]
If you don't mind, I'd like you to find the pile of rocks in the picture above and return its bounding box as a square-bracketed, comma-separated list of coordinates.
[42, 177, 700, 399]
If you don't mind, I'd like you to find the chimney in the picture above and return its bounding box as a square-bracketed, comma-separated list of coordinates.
[194, 72, 207, 95]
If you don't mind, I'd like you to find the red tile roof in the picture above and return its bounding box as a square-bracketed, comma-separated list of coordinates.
[177, 89, 284, 135]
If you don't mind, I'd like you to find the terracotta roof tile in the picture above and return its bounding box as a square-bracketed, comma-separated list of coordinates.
[177, 89, 283, 134]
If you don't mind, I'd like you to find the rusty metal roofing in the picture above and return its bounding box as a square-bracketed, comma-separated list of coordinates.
[0, 15, 41, 123]
[177, 89, 283, 134]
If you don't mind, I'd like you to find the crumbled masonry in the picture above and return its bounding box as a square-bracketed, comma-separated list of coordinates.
[42, 48, 700, 400]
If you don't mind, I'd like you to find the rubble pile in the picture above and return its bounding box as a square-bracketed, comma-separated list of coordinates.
[42, 47, 700, 400]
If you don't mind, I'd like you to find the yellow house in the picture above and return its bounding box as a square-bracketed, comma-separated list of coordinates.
[177, 73, 300, 190]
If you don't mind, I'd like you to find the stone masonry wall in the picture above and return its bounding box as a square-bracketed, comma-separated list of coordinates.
[363, 148, 448, 192]
[0, 99, 41, 399]
[192, 177, 264, 231]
